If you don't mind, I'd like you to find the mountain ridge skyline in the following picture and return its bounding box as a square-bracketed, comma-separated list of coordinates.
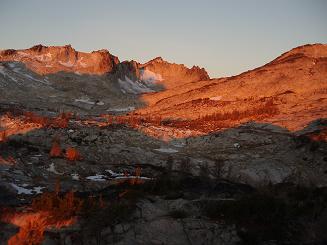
[1, 42, 326, 79]
[1, 0, 326, 78]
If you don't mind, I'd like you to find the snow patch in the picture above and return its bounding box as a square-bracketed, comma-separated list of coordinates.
[59, 60, 74, 67]
[140, 69, 163, 84]
[86, 174, 107, 182]
[71, 173, 80, 181]
[106, 106, 135, 112]
[47, 163, 62, 175]
[105, 169, 124, 177]
[118, 76, 155, 94]
[96, 101, 105, 106]
[74, 97, 95, 105]
[10, 67, 50, 85]
[209, 96, 222, 101]
[10, 183, 45, 195]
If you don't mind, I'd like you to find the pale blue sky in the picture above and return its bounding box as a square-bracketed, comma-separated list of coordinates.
[0, 0, 326, 77]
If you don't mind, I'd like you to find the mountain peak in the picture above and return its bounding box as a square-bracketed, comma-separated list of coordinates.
[0, 44, 119, 75]
[152, 57, 165, 63]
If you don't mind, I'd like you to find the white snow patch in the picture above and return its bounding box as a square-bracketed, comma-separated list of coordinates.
[118, 76, 155, 94]
[209, 96, 222, 101]
[47, 163, 62, 175]
[71, 173, 80, 181]
[10, 68, 50, 85]
[96, 101, 105, 106]
[59, 60, 74, 67]
[154, 148, 179, 153]
[140, 69, 163, 84]
[106, 106, 135, 112]
[86, 174, 107, 182]
[105, 169, 124, 177]
[10, 183, 45, 195]
[74, 97, 95, 105]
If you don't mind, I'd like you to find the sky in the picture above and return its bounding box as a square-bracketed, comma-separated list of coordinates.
[0, 0, 326, 78]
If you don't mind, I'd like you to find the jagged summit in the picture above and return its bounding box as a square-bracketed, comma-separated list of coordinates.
[143, 56, 165, 65]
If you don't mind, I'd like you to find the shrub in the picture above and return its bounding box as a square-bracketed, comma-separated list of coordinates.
[65, 147, 82, 161]
[50, 141, 62, 158]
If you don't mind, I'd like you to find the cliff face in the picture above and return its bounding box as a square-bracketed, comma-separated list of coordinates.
[0, 44, 120, 75]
